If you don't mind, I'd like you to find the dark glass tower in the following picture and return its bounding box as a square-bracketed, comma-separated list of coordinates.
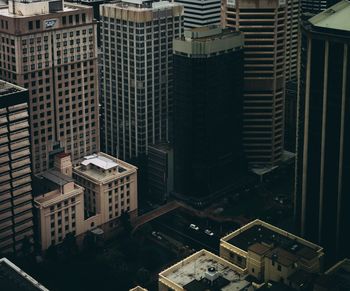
[295, 0, 350, 263]
[173, 27, 246, 204]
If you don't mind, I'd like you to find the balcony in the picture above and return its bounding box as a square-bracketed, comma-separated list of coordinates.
[13, 202, 32, 215]
[8, 110, 28, 122]
[0, 135, 8, 145]
[11, 175, 31, 188]
[13, 194, 32, 206]
[0, 200, 12, 212]
[15, 220, 34, 233]
[11, 157, 30, 169]
[0, 218, 13, 230]
[11, 148, 30, 160]
[11, 166, 31, 178]
[9, 120, 28, 132]
[12, 184, 32, 197]
[0, 191, 11, 203]
[0, 173, 10, 183]
[10, 130, 29, 142]
[10, 139, 30, 151]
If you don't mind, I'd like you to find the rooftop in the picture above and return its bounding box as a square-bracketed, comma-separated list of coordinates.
[81, 154, 118, 170]
[0, 80, 25, 97]
[0, 258, 48, 291]
[159, 249, 251, 291]
[183, 26, 241, 42]
[103, 0, 180, 11]
[309, 0, 350, 32]
[221, 220, 322, 262]
[42, 169, 74, 186]
[74, 152, 137, 182]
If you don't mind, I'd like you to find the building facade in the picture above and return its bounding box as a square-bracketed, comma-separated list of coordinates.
[173, 26, 246, 202]
[147, 143, 173, 203]
[0, 0, 99, 174]
[222, 0, 287, 167]
[34, 168, 85, 251]
[301, 0, 340, 14]
[100, 0, 184, 161]
[0, 81, 34, 256]
[174, 0, 221, 29]
[295, 1, 350, 262]
[73, 152, 138, 233]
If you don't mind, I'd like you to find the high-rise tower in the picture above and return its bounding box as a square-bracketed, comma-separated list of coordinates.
[222, 0, 287, 167]
[0, 80, 34, 255]
[295, 0, 350, 262]
[174, 0, 221, 29]
[0, 0, 100, 174]
[173, 26, 246, 203]
[100, 0, 184, 161]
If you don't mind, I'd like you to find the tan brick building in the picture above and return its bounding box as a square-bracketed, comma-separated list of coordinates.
[34, 154, 85, 251]
[220, 219, 324, 288]
[0, 0, 99, 174]
[73, 152, 138, 235]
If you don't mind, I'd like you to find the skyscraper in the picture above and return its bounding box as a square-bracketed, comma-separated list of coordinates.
[174, 0, 221, 29]
[0, 0, 99, 174]
[0, 80, 34, 256]
[301, 0, 340, 14]
[100, 0, 184, 161]
[295, 0, 350, 262]
[222, 0, 287, 167]
[173, 26, 245, 202]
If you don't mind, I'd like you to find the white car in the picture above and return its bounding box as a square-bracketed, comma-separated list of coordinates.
[189, 224, 199, 231]
[204, 229, 214, 236]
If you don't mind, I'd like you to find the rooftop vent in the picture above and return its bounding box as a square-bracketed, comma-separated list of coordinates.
[205, 267, 219, 284]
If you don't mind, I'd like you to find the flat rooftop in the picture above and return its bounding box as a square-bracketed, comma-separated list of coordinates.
[159, 249, 251, 291]
[0, 2, 85, 17]
[103, 0, 180, 12]
[0, 80, 25, 97]
[42, 169, 74, 186]
[183, 26, 241, 42]
[222, 220, 322, 262]
[309, 0, 350, 32]
[0, 258, 48, 291]
[74, 152, 137, 182]
[82, 154, 118, 170]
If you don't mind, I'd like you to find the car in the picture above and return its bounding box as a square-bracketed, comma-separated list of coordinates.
[204, 229, 214, 236]
[189, 224, 199, 231]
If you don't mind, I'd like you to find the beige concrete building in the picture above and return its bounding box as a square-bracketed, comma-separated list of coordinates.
[0, 81, 34, 255]
[159, 249, 253, 291]
[34, 158, 85, 250]
[220, 219, 324, 287]
[222, 0, 287, 167]
[73, 152, 138, 234]
[0, 0, 99, 174]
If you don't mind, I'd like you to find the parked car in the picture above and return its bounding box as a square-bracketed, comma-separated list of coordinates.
[204, 229, 214, 236]
[189, 224, 199, 231]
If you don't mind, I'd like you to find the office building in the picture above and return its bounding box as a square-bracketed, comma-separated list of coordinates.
[100, 0, 184, 161]
[0, 0, 99, 174]
[222, 0, 287, 167]
[34, 154, 85, 251]
[73, 152, 138, 234]
[147, 143, 173, 203]
[159, 249, 253, 291]
[220, 219, 324, 287]
[295, 1, 350, 262]
[301, 0, 340, 14]
[0, 257, 49, 291]
[314, 258, 350, 291]
[0, 81, 34, 255]
[175, 0, 221, 29]
[173, 26, 246, 202]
